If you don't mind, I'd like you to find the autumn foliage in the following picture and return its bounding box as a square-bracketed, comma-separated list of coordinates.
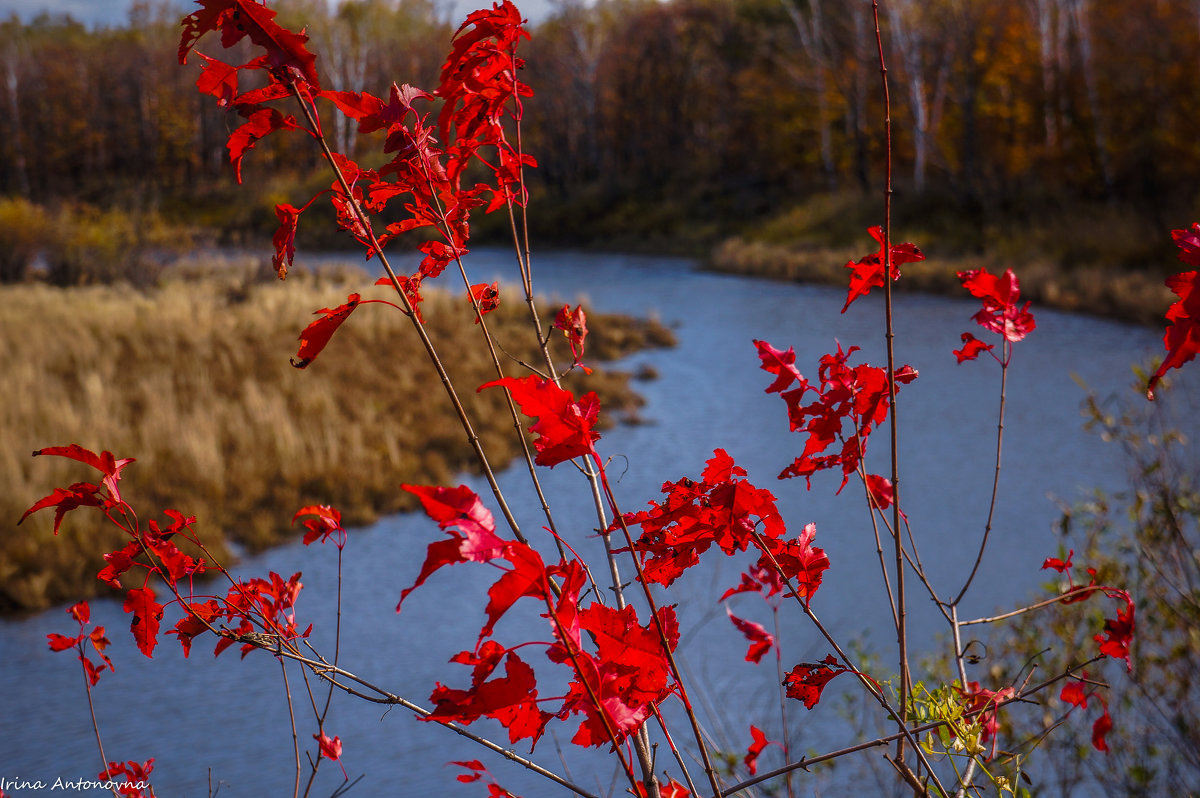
[24, 1, 1200, 796]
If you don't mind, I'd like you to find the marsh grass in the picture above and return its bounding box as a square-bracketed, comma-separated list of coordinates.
[710, 190, 1182, 325]
[1, 258, 673, 613]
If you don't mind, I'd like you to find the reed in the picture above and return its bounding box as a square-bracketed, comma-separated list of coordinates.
[0, 258, 673, 613]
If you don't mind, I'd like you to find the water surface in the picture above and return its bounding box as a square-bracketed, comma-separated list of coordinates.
[0, 249, 1169, 796]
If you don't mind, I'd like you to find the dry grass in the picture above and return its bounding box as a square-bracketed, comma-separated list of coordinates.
[1, 258, 673, 613]
[710, 237, 1177, 325]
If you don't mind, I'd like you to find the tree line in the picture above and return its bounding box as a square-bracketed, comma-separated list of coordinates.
[1, 0, 1197, 244]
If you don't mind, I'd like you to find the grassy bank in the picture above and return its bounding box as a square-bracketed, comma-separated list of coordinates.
[1, 258, 674, 614]
[708, 191, 1183, 325]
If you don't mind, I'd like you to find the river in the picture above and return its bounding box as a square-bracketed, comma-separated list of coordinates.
[0, 249, 1173, 796]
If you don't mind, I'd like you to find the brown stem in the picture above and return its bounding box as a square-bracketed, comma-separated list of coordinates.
[952, 352, 1009, 605]
[286, 81, 525, 543]
[280, 657, 302, 798]
[277, 641, 602, 798]
[749, 531, 948, 796]
[871, 3, 911, 763]
[721, 658, 1099, 796]
[80, 644, 121, 798]
[594, 454, 724, 798]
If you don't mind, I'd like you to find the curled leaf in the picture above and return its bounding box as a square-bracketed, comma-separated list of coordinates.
[291, 293, 361, 369]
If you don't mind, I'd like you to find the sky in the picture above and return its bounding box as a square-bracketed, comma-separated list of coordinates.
[0, 0, 559, 29]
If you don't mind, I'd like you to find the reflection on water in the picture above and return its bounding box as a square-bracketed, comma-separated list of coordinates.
[0, 249, 1168, 796]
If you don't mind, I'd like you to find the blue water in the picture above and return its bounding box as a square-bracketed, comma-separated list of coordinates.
[0, 249, 1171, 796]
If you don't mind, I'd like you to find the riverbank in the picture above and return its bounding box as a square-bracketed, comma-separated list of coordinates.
[709, 236, 1176, 326]
[1, 257, 674, 614]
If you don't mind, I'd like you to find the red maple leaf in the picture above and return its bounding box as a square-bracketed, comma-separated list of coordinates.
[194, 52, 239, 106]
[1147, 270, 1200, 399]
[953, 332, 995, 363]
[1094, 599, 1135, 672]
[1059, 674, 1089, 709]
[291, 293, 362, 369]
[1041, 549, 1073, 574]
[479, 376, 600, 466]
[123, 586, 163, 658]
[314, 731, 342, 760]
[1171, 222, 1200, 266]
[623, 449, 787, 588]
[784, 654, 849, 709]
[1091, 704, 1113, 753]
[469, 281, 500, 321]
[554, 304, 589, 370]
[725, 608, 774, 664]
[179, 0, 321, 89]
[841, 225, 925, 313]
[753, 339, 806, 394]
[958, 268, 1036, 343]
[226, 106, 301, 183]
[293, 504, 346, 547]
[767, 522, 829, 604]
[744, 725, 778, 776]
[98, 759, 155, 798]
[271, 203, 303, 279]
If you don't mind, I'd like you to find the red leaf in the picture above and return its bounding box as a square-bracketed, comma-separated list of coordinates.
[864, 473, 894, 509]
[1041, 549, 1073, 574]
[744, 725, 774, 776]
[314, 731, 342, 761]
[469, 281, 500, 321]
[554, 304, 589, 369]
[452, 760, 488, 782]
[47, 633, 80, 652]
[841, 226, 925, 312]
[480, 542, 547, 640]
[271, 203, 303, 279]
[784, 654, 849, 709]
[754, 339, 806, 394]
[168, 599, 220, 658]
[397, 485, 511, 611]
[318, 89, 386, 122]
[1094, 600, 1135, 672]
[1091, 705, 1112, 753]
[227, 106, 299, 183]
[68, 600, 90, 624]
[634, 781, 690, 798]
[953, 332, 994, 363]
[32, 444, 134, 491]
[293, 504, 345, 546]
[768, 523, 829, 605]
[194, 52, 238, 106]
[1059, 676, 1089, 709]
[97, 540, 142, 588]
[958, 268, 1036, 343]
[123, 586, 163, 658]
[179, 0, 321, 89]
[1147, 270, 1200, 399]
[479, 376, 600, 466]
[725, 608, 774, 664]
[291, 293, 362, 369]
[20, 484, 104, 534]
[1171, 223, 1200, 266]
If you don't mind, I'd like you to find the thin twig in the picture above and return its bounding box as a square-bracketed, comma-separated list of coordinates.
[870, 1, 912, 770]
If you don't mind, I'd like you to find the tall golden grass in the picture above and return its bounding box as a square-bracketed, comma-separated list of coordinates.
[1, 257, 673, 613]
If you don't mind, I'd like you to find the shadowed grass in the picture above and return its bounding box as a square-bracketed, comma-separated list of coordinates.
[1, 258, 674, 613]
[709, 192, 1182, 325]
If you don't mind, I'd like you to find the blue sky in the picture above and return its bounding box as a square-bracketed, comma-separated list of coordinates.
[0, 0, 558, 28]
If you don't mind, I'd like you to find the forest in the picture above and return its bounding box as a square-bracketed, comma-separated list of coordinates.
[2, 0, 1199, 274]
